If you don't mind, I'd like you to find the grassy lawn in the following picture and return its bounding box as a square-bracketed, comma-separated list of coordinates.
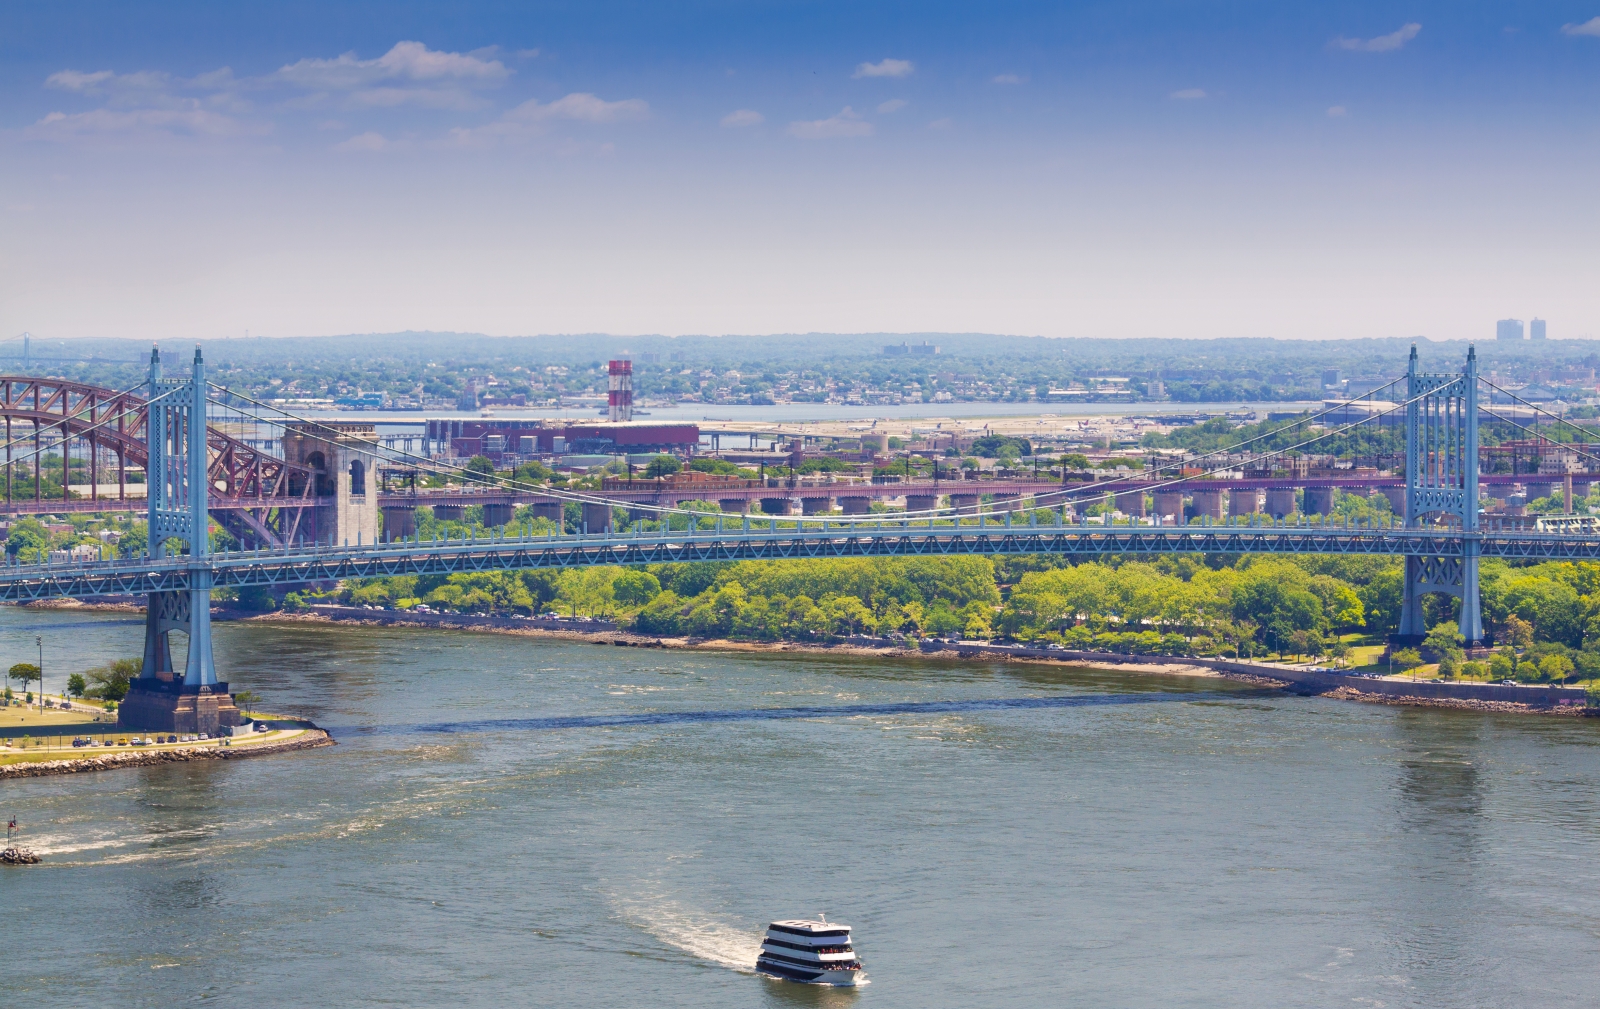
[0, 703, 106, 734]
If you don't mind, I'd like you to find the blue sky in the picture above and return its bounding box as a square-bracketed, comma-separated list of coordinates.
[3, 1, 1598, 342]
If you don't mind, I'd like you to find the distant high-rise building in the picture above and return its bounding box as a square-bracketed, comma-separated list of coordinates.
[1530, 318, 1547, 340]
[1321, 368, 1342, 388]
[1496, 319, 1524, 341]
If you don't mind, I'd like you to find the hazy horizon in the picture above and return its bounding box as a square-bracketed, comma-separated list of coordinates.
[4, 1, 1599, 343]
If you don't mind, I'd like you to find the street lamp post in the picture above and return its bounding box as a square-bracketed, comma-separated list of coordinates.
[35, 635, 42, 712]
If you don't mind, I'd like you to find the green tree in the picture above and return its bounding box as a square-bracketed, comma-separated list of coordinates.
[612, 569, 662, 607]
[642, 455, 682, 478]
[86, 658, 140, 701]
[7, 662, 41, 695]
[66, 672, 86, 698]
[1539, 654, 1575, 683]
[1424, 622, 1465, 665]
[233, 690, 261, 714]
[1393, 647, 1424, 676]
[5, 518, 51, 560]
[465, 455, 496, 479]
[632, 591, 685, 635]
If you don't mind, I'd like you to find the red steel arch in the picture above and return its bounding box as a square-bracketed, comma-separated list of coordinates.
[0, 376, 317, 546]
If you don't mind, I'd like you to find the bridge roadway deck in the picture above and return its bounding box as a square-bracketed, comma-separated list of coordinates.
[0, 471, 1591, 518]
[0, 522, 1596, 602]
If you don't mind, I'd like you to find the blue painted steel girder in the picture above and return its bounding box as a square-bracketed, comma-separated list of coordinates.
[1, 526, 1594, 603]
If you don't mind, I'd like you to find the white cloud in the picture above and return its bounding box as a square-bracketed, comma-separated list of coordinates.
[877, 98, 908, 113]
[516, 48, 542, 59]
[334, 131, 392, 152]
[853, 58, 913, 78]
[508, 92, 648, 123]
[25, 107, 261, 142]
[44, 69, 116, 92]
[1562, 16, 1600, 36]
[1327, 105, 1348, 117]
[272, 41, 510, 89]
[1170, 88, 1207, 100]
[347, 86, 488, 110]
[928, 118, 952, 130]
[788, 107, 873, 139]
[992, 74, 1024, 85]
[1332, 23, 1421, 52]
[720, 109, 764, 127]
[443, 92, 648, 146]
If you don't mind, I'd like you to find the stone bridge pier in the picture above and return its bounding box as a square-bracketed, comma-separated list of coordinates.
[1153, 491, 1185, 522]
[1230, 489, 1260, 515]
[1116, 491, 1145, 516]
[905, 494, 939, 513]
[760, 497, 793, 516]
[282, 421, 379, 545]
[382, 505, 417, 540]
[1304, 487, 1336, 516]
[1191, 488, 1225, 520]
[718, 498, 749, 513]
[1265, 487, 1297, 519]
[839, 496, 873, 515]
[800, 495, 833, 515]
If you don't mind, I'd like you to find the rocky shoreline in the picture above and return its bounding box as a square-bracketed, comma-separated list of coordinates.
[0, 730, 336, 780]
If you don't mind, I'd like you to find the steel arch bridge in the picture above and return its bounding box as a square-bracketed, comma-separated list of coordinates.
[0, 343, 1594, 724]
[0, 373, 318, 546]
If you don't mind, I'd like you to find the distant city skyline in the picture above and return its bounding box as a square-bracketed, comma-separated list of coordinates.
[3, 1, 1599, 342]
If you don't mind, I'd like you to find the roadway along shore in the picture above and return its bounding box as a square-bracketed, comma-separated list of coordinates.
[235, 606, 1597, 719]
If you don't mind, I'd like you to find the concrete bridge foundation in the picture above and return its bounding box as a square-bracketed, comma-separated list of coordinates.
[800, 496, 833, 515]
[582, 502, 614, 533]
[1265, 487, 1297, 519]
[1191, 488, 1225, 519]
[1153, 491, 1185, 522]
[839, 496, 872, 515]
[1304, 487, 1336, 516]
[1116, 491, 1145, 516]
[1229, 489, 1260, 515]
[718, 498, 749, 513]
[905, 494, 939, 513]
[760, 497, 793, 516]
[483, 503, 515, 527]
[432, 504, 465, 521]
[382, 506, 417, 541]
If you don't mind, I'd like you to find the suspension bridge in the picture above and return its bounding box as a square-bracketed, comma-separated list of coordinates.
[0, 344, 1596, 731]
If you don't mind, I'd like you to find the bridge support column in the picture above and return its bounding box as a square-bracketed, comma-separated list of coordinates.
[1153, 491, 1184, 522]
[718, 498, 749, 513]
[382, 506, 417, 540]
[482, 503, 515, 527]
[432, 504, 465, 521]
[582, 502, 614, 533]
[800, 496, 833, 515]
[839, 496, 872, 515]
[1229, 489, 1259, 515]
[1265, 487, 1296, 519]
[1395, 345, 1485, 646]
[281, 421, 379, 546]
[1304, 487, 1336, 516]
[1116, 491, 1145, 517]
[759, 497, 793, 516]
[1381, 487, 1407, 514]
[1191, 488, 1224, 520]
[947, 493, 978, 513]
[529, 499, 564, 525]
[121, 345, 240, 734]
[905, 494, 939, 513]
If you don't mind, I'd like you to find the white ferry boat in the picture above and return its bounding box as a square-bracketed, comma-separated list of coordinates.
[755, 917, 865, 986]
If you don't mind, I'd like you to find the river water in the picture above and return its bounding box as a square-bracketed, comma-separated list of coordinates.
[4, 608, 1599, 1007]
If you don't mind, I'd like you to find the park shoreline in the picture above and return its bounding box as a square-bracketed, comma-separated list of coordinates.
[228, 606, 1595, 718]
[0, 730, 336, 780]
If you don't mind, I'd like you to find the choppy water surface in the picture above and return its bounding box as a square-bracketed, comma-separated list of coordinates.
[4, 609, 1599, 1007]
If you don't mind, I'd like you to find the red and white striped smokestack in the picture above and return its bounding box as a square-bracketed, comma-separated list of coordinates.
[608, 359, 633, 422]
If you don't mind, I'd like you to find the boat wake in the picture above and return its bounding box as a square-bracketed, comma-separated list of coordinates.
[612, 892, 764, 972]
